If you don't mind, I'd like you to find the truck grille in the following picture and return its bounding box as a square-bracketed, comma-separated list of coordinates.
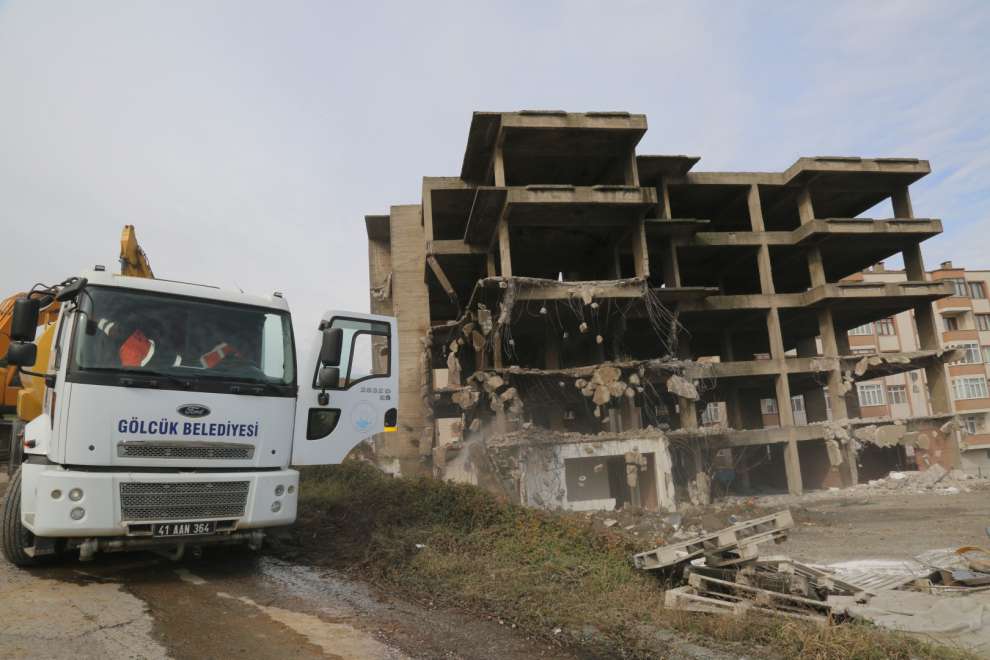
[119, 481, 250, 521]
[117, 442, 254, 460]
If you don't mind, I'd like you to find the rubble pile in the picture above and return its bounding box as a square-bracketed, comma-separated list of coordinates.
[636, 510, 990, 639]
[862, 465, 983, 494]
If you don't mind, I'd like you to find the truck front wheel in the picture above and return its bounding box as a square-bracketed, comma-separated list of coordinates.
[1, 468, 41, 566]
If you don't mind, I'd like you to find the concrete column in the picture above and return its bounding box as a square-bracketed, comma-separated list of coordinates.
[493, 138, 506, 187]
[766, 308, 787, 363]
[747, 184, 765, 232]
[624, 150, 640, 187]
[798, 187, 828, 288]
[658, 177, 672, 220]
[388, 205, 432, 470]
[631, 219, 650, 279]
[776, 375, 802, 496]
[818, 307, 851, 420]
[661, 241, 680, 287]
[891, 186, 913, 219]
[679, 398, 698, 430]
[904, 244, 952, 413]
[497, 219, 512, 277]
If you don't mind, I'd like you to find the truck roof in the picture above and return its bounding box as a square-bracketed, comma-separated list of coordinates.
[79, 269, 291, 312]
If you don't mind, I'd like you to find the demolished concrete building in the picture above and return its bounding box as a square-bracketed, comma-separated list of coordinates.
[364, 110, 962, 511]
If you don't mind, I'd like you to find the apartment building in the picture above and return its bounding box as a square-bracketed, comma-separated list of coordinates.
[365, 110, 960, 510]
[843, 263, 990, 476]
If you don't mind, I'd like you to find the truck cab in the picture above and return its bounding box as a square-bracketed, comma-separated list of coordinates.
[2, 270, 397, 564]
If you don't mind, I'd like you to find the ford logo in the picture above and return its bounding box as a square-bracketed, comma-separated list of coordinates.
[177, 404, 211, 418]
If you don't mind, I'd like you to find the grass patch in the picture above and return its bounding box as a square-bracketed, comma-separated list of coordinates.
[290, 462, 973, 659]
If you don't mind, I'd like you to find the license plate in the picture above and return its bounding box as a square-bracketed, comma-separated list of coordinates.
[153, 521, 217, 537]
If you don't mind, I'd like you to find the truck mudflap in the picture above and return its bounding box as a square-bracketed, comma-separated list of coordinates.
[73, 529, 265, 561]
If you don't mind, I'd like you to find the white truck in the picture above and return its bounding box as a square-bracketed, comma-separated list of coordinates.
[1, 269, 397, 565]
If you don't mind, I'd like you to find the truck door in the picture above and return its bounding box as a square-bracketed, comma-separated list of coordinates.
[291, 312, 398, 465]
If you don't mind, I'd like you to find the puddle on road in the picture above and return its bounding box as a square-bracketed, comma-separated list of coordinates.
[217, 591, 407, 660]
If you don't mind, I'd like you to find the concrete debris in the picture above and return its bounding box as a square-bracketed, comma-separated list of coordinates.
[451, 388, 480, 410]
[471, 330, 485, 352]
[446, 351, 462, 386]
[477, 305, 493, 335]
[665, 374, 698, 400]
[687, 472, 712, 506]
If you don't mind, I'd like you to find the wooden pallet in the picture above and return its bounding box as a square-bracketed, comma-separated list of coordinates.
[664, 586, 827, 624]
[634, 511, 794, 570]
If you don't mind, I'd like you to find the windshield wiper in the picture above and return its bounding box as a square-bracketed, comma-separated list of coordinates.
[227, 377, 285, 396]
[84, 367, 193, 390]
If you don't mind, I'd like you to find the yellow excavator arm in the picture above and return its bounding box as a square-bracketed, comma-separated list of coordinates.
[119, 224, 154, 279]
[2, 225, 154, 421]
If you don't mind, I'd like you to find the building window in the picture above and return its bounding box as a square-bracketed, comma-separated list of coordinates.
[963, 415, 982, 435]
[876, 318, 896, 336]
[969, 282, 987, 299]
[977, 314, 990, 331]
[945, 316, 959, 332]
[790, 395, 805, 413]
[886, 385, 908, 404]
[951, 343, 983, 364]
[947, 278, 968, 297]
[857, 383, 885, 407]
[953, 377, 990, 401]
[848, 323, 873, 336]
[701, 402, 721, 425]
[984, 346, 990, 364]
[760, 398, 778, 415]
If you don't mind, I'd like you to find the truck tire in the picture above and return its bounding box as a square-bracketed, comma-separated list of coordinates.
[1, 468, 40, 566]
[7, 419, 24, 476]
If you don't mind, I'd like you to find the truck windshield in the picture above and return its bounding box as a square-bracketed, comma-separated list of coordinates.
[71, 286, 295, 386]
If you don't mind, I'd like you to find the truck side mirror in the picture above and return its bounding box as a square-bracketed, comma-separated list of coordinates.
[6, 342, 38, 368]
[316, 366, 340, 390]
[319, 327, 343, 366]
[10, 298, 40, 342]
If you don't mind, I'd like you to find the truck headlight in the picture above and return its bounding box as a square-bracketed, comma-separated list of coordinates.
[274, 485, 285, 497]
[271, 501, 281, 513]
[70, 507, 86, 521]
[287, 485, 295, 494]
[51, 489, 62, 500]
[69, 488, 84, 502]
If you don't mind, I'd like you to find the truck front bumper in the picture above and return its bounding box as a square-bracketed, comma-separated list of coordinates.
[19, 463, 299, 537]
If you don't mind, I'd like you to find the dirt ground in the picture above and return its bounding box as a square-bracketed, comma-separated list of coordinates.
[776, 489, 990, 564]
[587, 484, 990, 566]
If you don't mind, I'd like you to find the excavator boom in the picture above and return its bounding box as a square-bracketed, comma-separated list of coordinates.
[119, 224, 154, 279]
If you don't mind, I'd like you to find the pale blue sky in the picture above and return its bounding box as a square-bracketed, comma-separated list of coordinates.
[1, 1, 987, 332]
